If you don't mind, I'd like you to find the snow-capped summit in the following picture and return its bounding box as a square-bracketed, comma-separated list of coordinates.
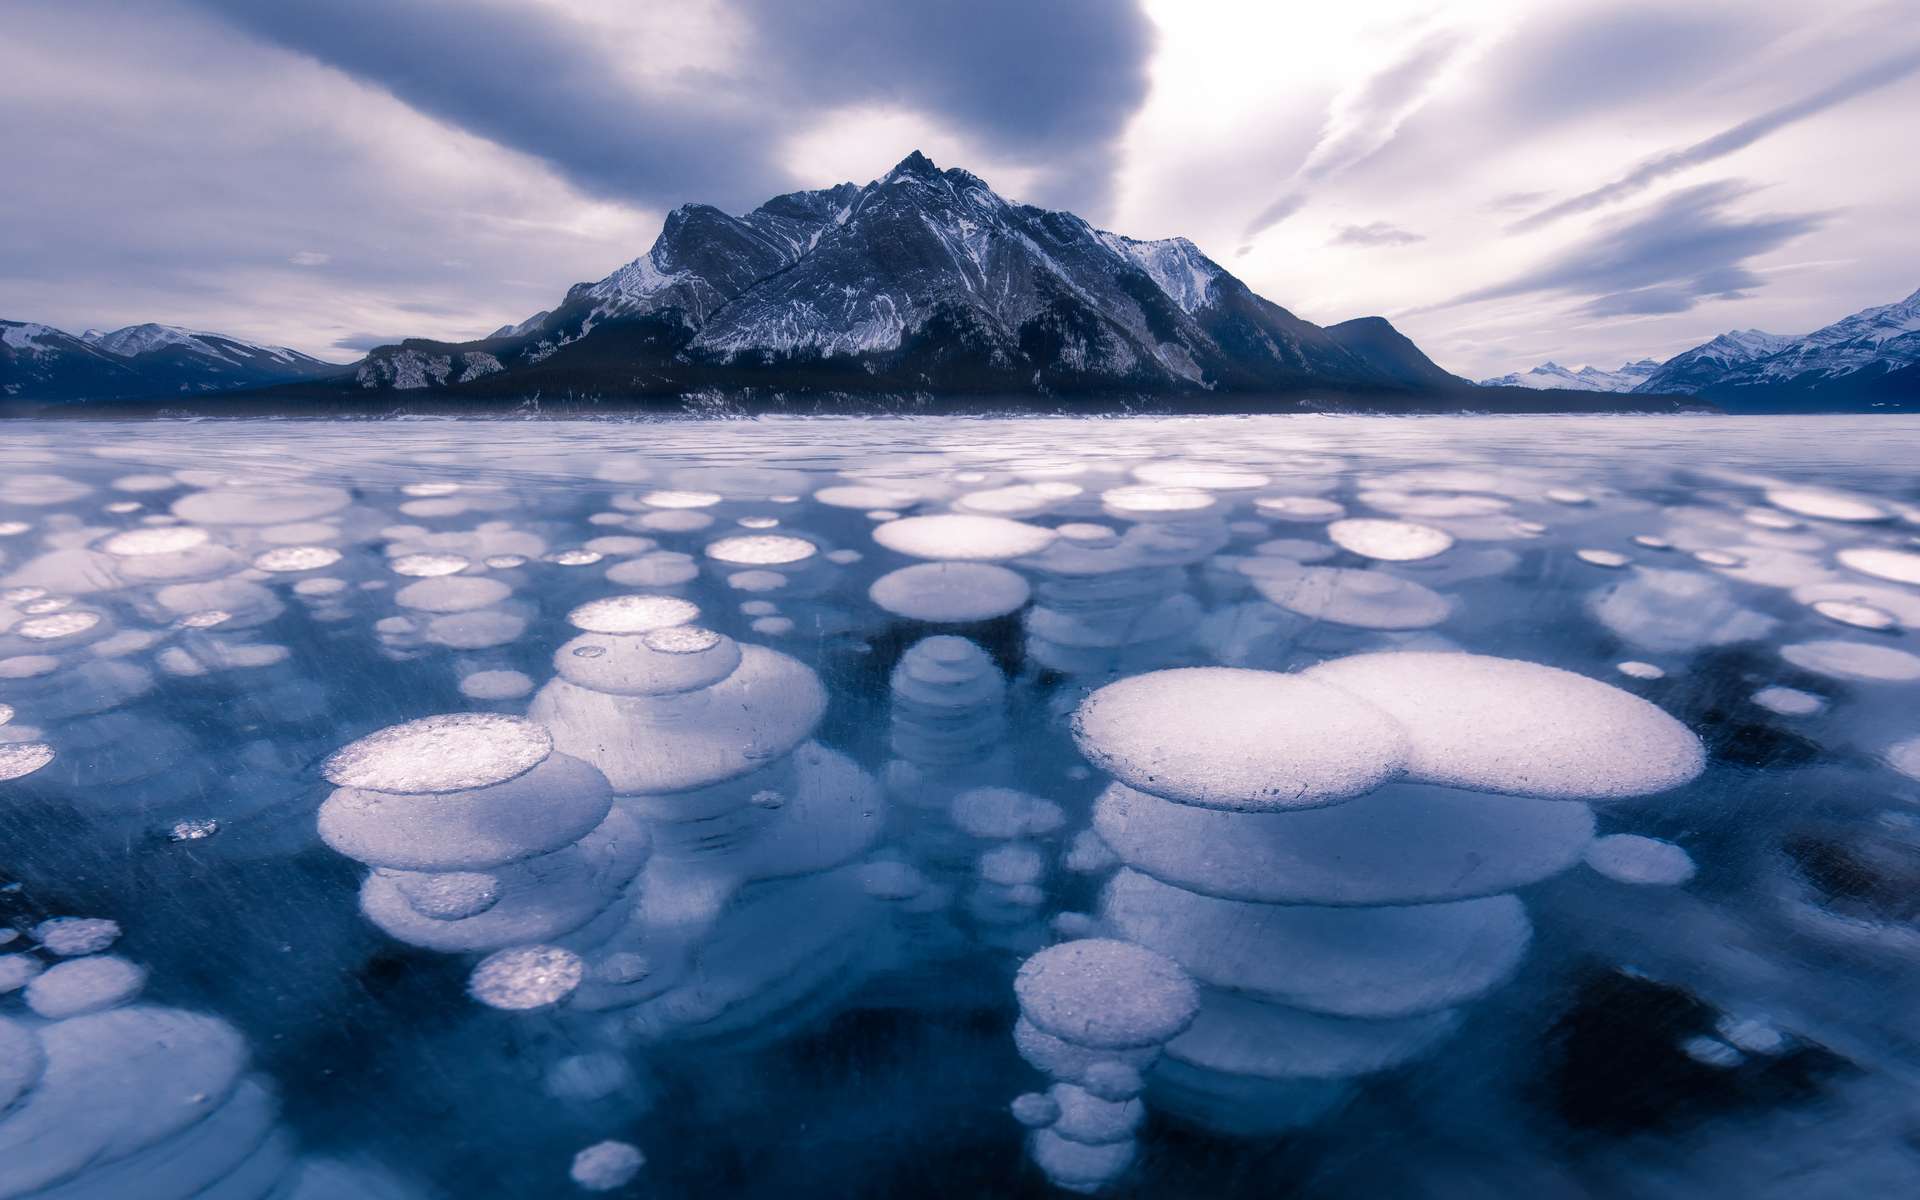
[1, 318, 339, 402]
[351, 150, 1473, 403]
[1479, 359, 1659, 392]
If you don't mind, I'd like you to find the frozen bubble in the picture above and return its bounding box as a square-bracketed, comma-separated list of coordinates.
[0, 474, 92, 506]
[1082, 1062, 1144, 1102]
[1744, 508, 1800, 530]
[705, 534, 817, 565]
[727, 569, 787, 592]
[1587, 568, 1775, 654]
[570, 1140, 645, 1192]
[1716, 1015, 1789, 1055]
[873, 513, 1056, 561]
[323, 713, 553, 794]
[606, 551, 700, 587]
[1134, 461, 1269, 490]
[1094, 780, 1593, 906]
[0, 522, 28, 536]
[0, 702, 11, 725]
[468, 944, 584, 1011]
[17, 611, 102, 640]
[1887, 736, 1920, 782]
[957, 483, 1082, 517]
[293, 576, 349, 597]
[390, 870, 501, 920]
[751, 616, 794, 636]
[1327, 519, 1453, 562]
[1015, 938, 1200, 1049]
[1253, 538, 1334, 562]
[1753, 686, 1824, 716]
[1585, 833, 1697, 885]
[1105, 869, 1530, 1018]
[172, 482, 351, 526]
[857, 860, 922, 899]
[1811, 598, 1898, 630]
[1792, 580, 1920, 629]
[0, 956, 41, 992]
[556, 627, 739, 696]
[1763, 488, 1889, 522]
[485, 554, 528, 569]
[814, 484, 921, 510]
[1073, 668, 1408, 811]
[582, 535, 656, 556]
[252, 546, 341, 572]
[981, 843, 1046, 887]
[1011, 1092, 1060, 1128]
[1101, 484, 1216, 515]
[390, 552, 470, 577]
[175, 610, 232, 629]
[402, 481, 462, 497]
[1616, 661, 1665, 680]
[460, 670, 534, 701]
[638, 489, 722, 510]
[1680, 1036, 1745, 1068]
[1633, 534, 1672, 549]
[568, 593, 699, 634]
[24, 955, 147, 1019]
[20, 597, 71, 613]
[1837, 546, 1920, 585]
[1057, 523, 1118, 543]
[1692, 549, 1744, 567]
[1779, 639, 1920, 683]
[0, 656, 58, 679]
[1030, 1129, 1133, 1193]
[1165, 987, 1460, 1084]
[1048, 1081, 1146, 1144]
[100, 526, 210, 556]
[168, 818, 220, 842]
[953, 788, 1066, 840]
[1303, 652, 1705, 800]
[34, 916, 121, 956]
[395, 575, 513, 614]
[0, 742, 55, 781]
[1546, 488, 1591, 505]
[548, 549, 605, 567]
[737, 516, 780, 529]
[1577, 549, 1631, 568]
[869, 562, 1031, 623]
[827, 548, 862, 564]
[1238, 561, 1451, 630]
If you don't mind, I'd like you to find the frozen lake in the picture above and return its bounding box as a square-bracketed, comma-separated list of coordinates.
[3, 414, 1920, 1198]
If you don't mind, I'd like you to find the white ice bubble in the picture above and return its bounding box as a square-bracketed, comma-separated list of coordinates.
[570, 1140, 645, 1192]
[1011, 1093, 1060, 1128]
[1811, 599, 1898, 630]
[1072, 668, 1408, 811]
[1101, 485, 1217, 516]
[1752, 686, 1825, 716]
[389, 552, 470, 577]
[1302, 652, 1705, 800]
[869, 562, 1031, 623]
[24, 955, 147, 1018]
[704, 534, 817, 566]
[251, 546, 342, 573]
[567, 594, 699, 634]
[637, 489, 722, 510]
[1680, 1036, 1744, 1068]
[872, 514, 1056, 561]
[1327, 519, 1453, 562]
[468, 944, 584, 1011]
[394, 576, 513, 614]
[1546, 488, 1591, 505]
[1836, 546, 1920, 586]
[1585, 833, 1697, 885]
[1616, 661, 1665, 680]
[33, 916, 122, 956]
[17, 611, 102, 641]
[1014, 938, 1200, 1049]
[1763, 488, 1890, 523]
[1237, 560, 1451, 630]
[1887, 736, 1920, 782]
[172, 482, 351, 526]
[99, 526, 210, 557]
[1779, 639, 1920, 683]
[0, 956, 41, 993]
[1577, 549, 1631, 568]
[0, 702, 11, 725]
[323, 713, 554, 794]
[0, 742, 55, 781]
[1791, 581, 1920, 630]
[814, 484, 921, 510]
[459, 670, 534, 701]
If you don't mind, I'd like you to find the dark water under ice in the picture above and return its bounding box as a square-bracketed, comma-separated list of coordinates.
[2, 414, 1920, 1199]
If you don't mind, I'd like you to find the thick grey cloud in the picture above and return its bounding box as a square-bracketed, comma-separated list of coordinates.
[1510, 45, 1920, 232]
[1331, 222, 1425, 247]
[1459, 180, 1826, 316]
[187, 0, 1153, 216]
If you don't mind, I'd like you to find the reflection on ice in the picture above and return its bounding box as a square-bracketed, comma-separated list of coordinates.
[2, 414, 1920, 1196]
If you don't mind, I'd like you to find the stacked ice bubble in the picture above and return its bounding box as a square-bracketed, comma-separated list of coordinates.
[1009, 939, 1198, 1193]
[527, 594, 885, 1043]
[319, 713, 645, 959]
[0, 914, 419, 1199]
[1043, 654, 1704, 1143]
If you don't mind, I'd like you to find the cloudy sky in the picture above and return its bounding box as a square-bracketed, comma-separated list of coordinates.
[4, 0, 1916, 379]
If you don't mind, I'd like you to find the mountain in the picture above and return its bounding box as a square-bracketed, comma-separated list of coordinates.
[1631, 330, 1794, 395]
[1478, 359, 1660, 393]
[334, 151, 1655, 412]
[2, 320, 339, 402]
[1641, 289, 1920, 410]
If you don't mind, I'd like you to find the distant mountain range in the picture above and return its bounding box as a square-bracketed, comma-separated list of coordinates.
[4, 152, 1911, 413]
[1480, 288, 1920, 410]
[1, 321, 335, 402]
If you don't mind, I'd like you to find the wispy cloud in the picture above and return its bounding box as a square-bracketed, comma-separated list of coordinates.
[1510, 46, 1920, 232]
[1331, 221, 1424, 247]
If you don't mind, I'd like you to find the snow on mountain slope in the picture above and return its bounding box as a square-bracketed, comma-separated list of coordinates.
[2, 320, 339, 401]
[1479, 360, 1658, 392]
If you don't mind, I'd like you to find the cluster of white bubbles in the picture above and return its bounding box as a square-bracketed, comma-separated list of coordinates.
[0, 911, 417, 1199]
[1021, 653, 1703, 1164]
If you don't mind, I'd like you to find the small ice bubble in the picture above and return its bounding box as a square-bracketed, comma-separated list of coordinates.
[20, 597, 71, 614]
[460, 670, 534, 700]
[1692, 549, 1744, 567]
[1015, 939, 1200, 1049]
[1327, 518, 1454, 562]
[390, 552, 470, 577]
[1762, 488, 1888, 523]
[1082, 1062, 1144, 1102]
[0, 702, 12, 725]
[1011, 1093, 1060, 1128]
[1051, 912, 1097, 939]
[739, 600, 777, 617]
[638, 489, 721, 509]
[1577, 549, 1631, 568]
[1585, 834, 1696, 885]
[0, 522, 29, 536]
[749, 789, 786, 810]
[168, 818, 221, 842]
[873, 513, 1056, 561]
[549, 549, 605, 566]
[751, 616, 794, 636]
[402, 482, 462, 497]
[17, 611, 101, 640]
[1886, 736, 1920, 782]
[1752, 686, 1824, 716]
[0, 742, 55, 782]
[252, 546, 341, 572]
[469, 944, 584, 1011]
[705, 533, 817, 565]
[1616, 661, 1665, 680]
[485, 554, 528, 569]
[34, 916, 122, 956]
[1811, 599, 1897, 631]
[1546, 488, 1591, 505]
[0, 954, 43, 992]
[570, 1140, 645, 1192]
[826, 549, 862, 564]
[1680, 1036, 1744, 1068]
[175, 609, 233, 629]
[573, 645, 607, 659]
[737, 516, 779, 529]
[100, 525, 210, 556]
[1779, 639, 1920, 683]
[1633, 534, 1672, 549]
[1836, 546, 1920, 586]
[594, 952, 653, 984]
[1716, 1015, 1788, 1055]
[24, 954, 146, 1018]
